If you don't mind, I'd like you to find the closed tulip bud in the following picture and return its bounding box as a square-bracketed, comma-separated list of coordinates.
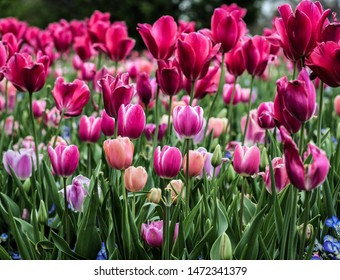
[147, 188, 162, 204]
[118, 104, 146, 139]
[165, 179, 184, 203]
[103, 137, 134, 170]
[48, 144, 80, 177]
[219, 232, 233, 260]
[257, 102, 275, 129]
[124, 166, 148, 192]
[154, 145, 182, 179]
[32, 100, 46, 118]
[225, 43, 246, 77]
[66, 175, 89, 212]
[101, 110, 115, 137]
[79, 115, 102, 143]
[233, 144, 260, 176]
[183, 150, 205, 178]
[173, 105, 204, 139]
[211, 144, 222, 168]
[298, 224, 314, 245]
[334, 95, 340, 117]
[38, 200, 48, 225]
[260, 147, 269, 170]
[23, 178, 31, 193]
[226, 163, 236, 183]
[204, 219, 212, 233]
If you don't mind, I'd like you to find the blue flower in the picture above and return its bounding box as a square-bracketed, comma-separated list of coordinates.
[96, 242, 107, 260]
[0, 233, 8, 243]
[325, 216, 339, 228]
[9, 252, 21, 260]
[323, 235, 340, 254]
[310, 254, 322, 260]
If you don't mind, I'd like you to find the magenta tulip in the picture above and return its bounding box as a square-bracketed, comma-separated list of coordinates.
[233, 144, 260, 176]
[225, 43, 246, 77]
[48, 144, 80, 177]
[263, 157, 290, 194]
[117, 104, 146, 139]
[240, 109, 266, 146]
[222, 83, 243, 105]
[257, 102, 275, 129]
[79, 115, 102, 143]
[144, 123, 167, 142]
[32, 100, 46, 118]
[74, 35, 94, 62]
[136, 72, 154, 106]
[4, 52, 49, 93]
[141, 221, 179, 248]
[154, 145, 182, 179]
[177, 32, 220, 81]
[52, 76, 90, 117]
[172, 105, 204, 139]
[137, 15, 177, 60]
[101, 110, 115, 137]
[0, 42, 7, 81]
[66, 175, 89, 212]
[156, 59, 183, 96]
[280, 126, 330, 191]
[99, 73, 134, 118]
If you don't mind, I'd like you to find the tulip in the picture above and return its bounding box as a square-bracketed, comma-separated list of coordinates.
[316, 10, 340, 44]
[3, 149, 37, 180]
[101, 110, 115, 137]
[44, 107, 61, 128]
[74, 35, 94, 62]
[178, 20, 195, 34]
[80, 62, 96, 81]
[165, 179, 184, 203]
[65, 175, 90, 212]
[177, 32, 220, 81]
[3, 116, 18, 136]
[257, 102, 275, 129]
[32, 100, 46, 118]
[183, 150, 205, 177]
[117, 104, 146, 139]
[156, 59, 183, 96]
[233, 144, 260, 176]
[207, 117, 228, 138]
[4, 52, 49, 94]
[280, 126, 330, 191]
[79, 115, 102, 143]
[51, 23, 73, 54]
[172, 105, 204, 139]
[48, 144, 79, 177]
[222, 83, 243, 105]
[99, 73, 134, 118]
[0, 42, 7, 81]
[335, 95, 340, 117]
[197, 147, 225, 179]
[240, 109, 266, 146]
[52, 76, 90, 117]
[1, 33, 20, 59]
[137, 15, 178, 60]
[147, 188, 162, 204]
[104, 21, 135, 62]
[282, 68, 316, 122]
[136, 72, 154, 106]
[124, 166, 148, 192]
[93, 67, 111, 93]
[103, 137, 134, 170]
[141, 221, 179, 248]
[263, 157, 290, 194]
[225, 43, 246, 77]
[144, 123, 167, 142]
[242, 36, 270, 77]
[154, 145, 182, 179]
[305, 41, 340, 87]
[211, 7, 247, 53]
[273, 77, 301, 134]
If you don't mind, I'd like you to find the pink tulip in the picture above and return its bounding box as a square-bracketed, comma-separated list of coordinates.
[257, 102, 275, 129]
[52, 76, 90, 117]
[263, 157, 290, 194]
[118, 104, 145, 139]
[240, 109, 266, 145]
[207, 117, 228, 138]
[51, 22, 73, 54]
[48, 144, 79, 177]
[32, 100, 46, 118]
[144, 123, 167, 142]
[280, 126, 330, 191]
[74, 35, 94, 62]
[66, 175, 89, 212]
[225, 43, 246, 77]
[316, 10, 340, 43]
[141, 221, 179, 248]
[178, 20, 195, 34]
[222, 83, 243, 105]
[0, 42, 7, 81]
[1, 33, 20, 59]
[101, 110, 115, 137]
[80, 62, 96, 81]
[44, 107, 61, 128]
[154, 145, 182, 179]
[93, 67, 111, 93]
[156, 59, 183, 96]
[172, 105, 204, 139]
[99, 73, 134, 118]
[177, 32, 220, 81]
[4, 52, 50, 93]
[103, 137, 134, 170]
[79, 115, 102, 143]
[124, 166, 148, 192]
[233, 144, 260, 176]
[335, 95, 340, 117]
[137, 15, 178, 60]
[183, 150, 206, 177]
[104, 21, 135, 62]
[211, 7, 247, 53]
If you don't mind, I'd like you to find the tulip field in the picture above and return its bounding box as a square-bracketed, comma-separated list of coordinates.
[1, 0, 340, 261]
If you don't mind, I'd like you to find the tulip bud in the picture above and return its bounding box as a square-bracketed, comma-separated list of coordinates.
[30, 209, 38, 224]
[211, 144, 222, 168]
[298, 224, 314, 246]
[38, 200, 48, 225]
[260, 147, 269, 171]
[165, 179, 184, 203]
[147, 188, 162, 204]
[226, 163, 236, 183]
[183, 150, 205, 178]
[124, 166, 148, 192]
[23, 178, 31, 193]
[219, 232, 233, 260]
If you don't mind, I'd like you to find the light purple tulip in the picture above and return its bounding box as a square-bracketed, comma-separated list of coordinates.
[48, 144, 79, 177]
[141, 220, 179, 248]
[65, 175, 90, 212]
[233, 144, 260, 176]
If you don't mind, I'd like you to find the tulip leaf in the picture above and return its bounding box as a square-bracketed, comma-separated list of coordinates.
[210, 233, 232, 260]
[188, 227, 213, 260]
[14, 217, 36, 242]
[183, 197, 202, 239]
[0, 244, 12, 260]
[0, 193, 21, 219]
[51, 231, 86, 260]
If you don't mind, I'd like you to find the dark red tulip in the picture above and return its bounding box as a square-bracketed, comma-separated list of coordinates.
[156, 59, 183, 96]
[225, 42, 246, 77]
[257, 102, 275, 129]
[74, 35, 94, 62]
[136, 72, 154, 106]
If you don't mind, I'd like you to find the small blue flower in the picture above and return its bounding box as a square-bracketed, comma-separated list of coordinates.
[323, 235, 340, 254]
[10, 252, 21, 260]
[325, 216, 339, 228]
[310, 254, 322, 260]
[96, 242, 107, 260]
[225, 151, 232, 159]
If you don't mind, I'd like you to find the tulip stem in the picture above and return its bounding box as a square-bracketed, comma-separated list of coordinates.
[162, 189, 171, 260]
[114, 116, 118, 139]
[317, 82, 324, 147]
[121, 170, 131, 259]
[226, 77, 238, 143]
[185, 138, 191, 215]
[189, 80, 195, 106]
[87, 144, 92, 177]
[299, 191, 311, 259]
[0, 81, 7, 156]
[52, 110, 64, 148]
[152, 86, 160, 152]
[63, 177, 70, 245]
[241, 75, 255, 146]
[299, 122, 305, 156]
[167, 96, 173, 140]
[239, 176, 245, 233]
[203, 53, 225, 147]
[292, 61, 297, 80]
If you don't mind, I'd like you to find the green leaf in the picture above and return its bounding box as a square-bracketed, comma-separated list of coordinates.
[188, 227, 213, 260]
[0, 193, 21, 219]
[51, 231, 86, 260]
[183, 197, 202, 239]
[0, 244, 12, 260]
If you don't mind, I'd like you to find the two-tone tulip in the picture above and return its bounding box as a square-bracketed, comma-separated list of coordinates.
[118, 104, 146, 139]
[79, 115, 102, 143]
[141, 221, 179, 248]
[262, 157, 290, 194]
[154, 145, 182, 179]
[66, 175, 90, 212]
[48, 144, 80, 177]
[233, 144, 260, 176]
[103, 137, 134, 170]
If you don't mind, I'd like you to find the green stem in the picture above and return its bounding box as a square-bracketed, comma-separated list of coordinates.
[185, 138, 191, 215]
[52, 110, 64, 148]
[63, 177, 70, 245]
[114, 115, 118, 139]
[152, 86, 160, 152]
[87, 144, 92, 177]
[132, 192, 136, 219]
[239, 176, 245, 233]
[226, 76, 238, 143]
[317, 82, 324, 147]
[241, 75, 255, 146]
[114, 60, 118, 76]
[299, 191, 311, 259]
[162, 189, 171, 260]
[4, 79, 8, 118]
[292, 62, 297, 80]
[203, 53, 225, 146]
[121, 170, 131, 258]
[167, 96, 173, 140]
[189, 80, 195, 106]
[299, 122, 305, 156]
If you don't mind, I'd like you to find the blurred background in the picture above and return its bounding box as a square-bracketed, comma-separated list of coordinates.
[0, 0, 339, 46]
